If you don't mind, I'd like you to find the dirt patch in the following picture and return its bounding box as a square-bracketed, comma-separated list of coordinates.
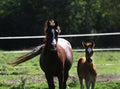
[97, 75, 120, 82]
[68, 75, 120, 83]
[1, 74, 120, 84]
[27, 75, 120, 83]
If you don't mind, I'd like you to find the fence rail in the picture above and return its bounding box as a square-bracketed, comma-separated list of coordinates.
[0, 32, 120, 52]
[2, 48, 120, 54]
[0, 32, 120, 39]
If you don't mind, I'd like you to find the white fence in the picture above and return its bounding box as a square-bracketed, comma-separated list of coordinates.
[0, 32, 120, 39]
[0, 32, 120, 52]
[3, 48, 120, 54]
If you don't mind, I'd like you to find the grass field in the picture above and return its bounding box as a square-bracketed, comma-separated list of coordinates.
[0, 50, 120, 89]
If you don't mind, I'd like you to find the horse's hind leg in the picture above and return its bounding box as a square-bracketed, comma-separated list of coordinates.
[58, 71, 68, 89]
[45, 74, 55, 89]
[63, 72, 69, 89]
[58, 72, 64, 89]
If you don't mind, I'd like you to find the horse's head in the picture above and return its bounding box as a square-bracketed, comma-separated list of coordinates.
[82, 41, 95, 63]
[44, 19, 60, 49]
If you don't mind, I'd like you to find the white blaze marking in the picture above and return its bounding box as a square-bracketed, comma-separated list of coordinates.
[87, 47, 92, 53]
[51, 29, 56, 45]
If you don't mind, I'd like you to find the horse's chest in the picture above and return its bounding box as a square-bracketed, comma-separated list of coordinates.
[40, 51, 62, 73]
[41, 51, 58, 62]
[79, 63, 96, 77]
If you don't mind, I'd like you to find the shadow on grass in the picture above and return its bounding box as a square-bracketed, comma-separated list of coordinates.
[68, 77, 79, 88]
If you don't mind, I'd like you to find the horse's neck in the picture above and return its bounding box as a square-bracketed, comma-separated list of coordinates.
[85, 54, 92, 63]
[43, 44, 57, 52]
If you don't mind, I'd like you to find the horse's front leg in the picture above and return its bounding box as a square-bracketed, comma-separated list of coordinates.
[91, 77, 96, 89]
[79, 78, 84, 89]
[85, 78, 91, 89]
[58, 73, 63, 89]
[45, 73, 55, 89]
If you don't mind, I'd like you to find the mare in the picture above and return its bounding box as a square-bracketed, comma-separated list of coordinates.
[77, 42, 97, 89]
[10, 19, 73, 89]
[40, 19, 73, 89]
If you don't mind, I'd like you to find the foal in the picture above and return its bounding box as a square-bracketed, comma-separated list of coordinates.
[77, 42, 97, 89]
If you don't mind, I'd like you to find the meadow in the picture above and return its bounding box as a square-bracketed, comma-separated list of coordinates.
[0, 50, 120, 89]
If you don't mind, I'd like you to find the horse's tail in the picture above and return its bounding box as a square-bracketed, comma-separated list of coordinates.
[9, 44, 45, 66]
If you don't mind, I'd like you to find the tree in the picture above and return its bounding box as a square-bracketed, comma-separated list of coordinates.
[0, 0, 119, 49]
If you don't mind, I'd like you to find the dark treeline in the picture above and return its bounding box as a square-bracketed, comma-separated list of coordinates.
[0, 0, 120, 50]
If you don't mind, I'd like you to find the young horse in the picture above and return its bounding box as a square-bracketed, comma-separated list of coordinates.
[40, 19, 73, 89]
[77, 42, 97, 89]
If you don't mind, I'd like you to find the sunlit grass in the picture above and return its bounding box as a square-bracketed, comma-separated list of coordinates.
[0, 50, 120, 88]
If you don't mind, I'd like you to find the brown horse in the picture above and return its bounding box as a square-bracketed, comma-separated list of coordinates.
[77, 42, 97, 89]
[40, 19, 73, 89]
[10, 19, 73, 89]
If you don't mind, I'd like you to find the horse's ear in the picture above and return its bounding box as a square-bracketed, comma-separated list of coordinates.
[82, 41, 86, 47]
[44, 20, 50, 33]
[55, 21, 58, 26]
[91, 41, 95, 48]
[47, 20, 50, 26]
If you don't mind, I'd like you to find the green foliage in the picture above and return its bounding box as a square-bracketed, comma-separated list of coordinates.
[0, 0, 120, 49]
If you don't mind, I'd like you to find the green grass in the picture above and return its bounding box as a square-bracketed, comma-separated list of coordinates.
[0, 50, 120, 89]
[94, 51, 120, 75]
[70, 51, 120, 76]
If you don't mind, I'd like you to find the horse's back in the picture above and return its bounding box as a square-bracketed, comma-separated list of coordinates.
[58, 38, 72, 48]
[58, 38, 73, 63]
